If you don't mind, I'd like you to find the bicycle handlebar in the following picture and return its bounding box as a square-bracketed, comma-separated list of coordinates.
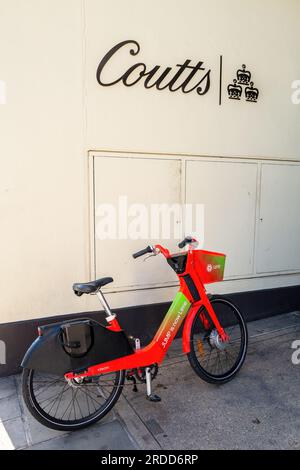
[132, 245, 153, 259]
[132, 237, 198, 259]
[178, 236, 196, 249]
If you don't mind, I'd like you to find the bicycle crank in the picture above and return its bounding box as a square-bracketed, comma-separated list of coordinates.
[126, 364, 161, 402]
[134, 363, 158, 383]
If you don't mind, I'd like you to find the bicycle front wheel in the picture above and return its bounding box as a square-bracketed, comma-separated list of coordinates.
[187, 298, 248, 384]
[22, 368, 125, 431]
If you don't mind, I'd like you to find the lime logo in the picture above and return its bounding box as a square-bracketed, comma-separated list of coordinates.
[207, 263, 221, 272]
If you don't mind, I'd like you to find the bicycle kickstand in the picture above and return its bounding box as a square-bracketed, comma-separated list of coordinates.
[145, 367, 161, 402]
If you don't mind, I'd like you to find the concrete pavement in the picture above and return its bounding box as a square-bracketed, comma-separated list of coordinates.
[0, 312, 299, 450]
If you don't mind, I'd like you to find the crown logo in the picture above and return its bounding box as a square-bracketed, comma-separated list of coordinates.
[227, 79, 242, 100]
[245, 82, 259, 102]
[227, 64, 259, 103]
[237, 64, 251, 85]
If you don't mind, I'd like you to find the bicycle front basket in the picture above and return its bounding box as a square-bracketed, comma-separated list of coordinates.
[194, 249, 226, 284]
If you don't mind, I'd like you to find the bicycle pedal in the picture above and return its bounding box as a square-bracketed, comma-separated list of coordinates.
[126, 374, 138, 392]
[147, 393, 161, 402]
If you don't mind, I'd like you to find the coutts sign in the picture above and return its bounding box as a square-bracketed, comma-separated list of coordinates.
[96, 40, 211, 96]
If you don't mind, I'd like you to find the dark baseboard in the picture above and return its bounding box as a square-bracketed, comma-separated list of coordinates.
[0, 284, 300, 377]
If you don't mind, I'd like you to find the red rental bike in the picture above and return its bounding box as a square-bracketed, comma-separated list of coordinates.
[22, 236, 248, 431]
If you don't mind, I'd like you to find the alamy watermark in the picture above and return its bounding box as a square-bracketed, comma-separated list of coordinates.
[0, 80, 6, 105]
[95, 196, 205, 243]
[0, 340, 6, 365]
[291, 80, 300, 104]
[291, 339, 300, 365]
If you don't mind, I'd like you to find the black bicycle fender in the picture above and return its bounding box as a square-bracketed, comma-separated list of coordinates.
[21, 324, 72, 375]
[21, 319, 133, 376]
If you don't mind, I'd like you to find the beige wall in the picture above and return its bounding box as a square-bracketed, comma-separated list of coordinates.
[0, 0, 300, 324]
[0, 0, 88, 323]
[86, 0, 300, 158]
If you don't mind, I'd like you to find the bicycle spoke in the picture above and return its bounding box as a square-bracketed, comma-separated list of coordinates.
[78, 386, 104, 407]
[33, 378, 64, 397]
[191, 299, 246, 379]
[29, 369, 122, 425]
[53, 383, 68, 419]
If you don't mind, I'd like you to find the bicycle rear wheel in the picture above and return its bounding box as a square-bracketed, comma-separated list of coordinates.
[22, 368, 124, 431]
[187, 298, 248, 384]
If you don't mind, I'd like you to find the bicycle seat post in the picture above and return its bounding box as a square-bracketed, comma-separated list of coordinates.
[96, 289, 116, 323]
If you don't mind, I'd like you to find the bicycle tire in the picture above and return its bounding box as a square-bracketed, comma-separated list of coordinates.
[22, 368, 125, 431]
[187, 297, 248, 384]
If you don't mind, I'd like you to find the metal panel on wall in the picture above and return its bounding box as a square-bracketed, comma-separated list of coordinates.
[185, 160, 258, 277]
[93, 156, 182, 290]
[256, 163, 300, 273]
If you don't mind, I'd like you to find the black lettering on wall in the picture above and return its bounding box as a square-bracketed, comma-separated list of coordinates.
[96, 40, 211, 96]
[96, 40, 141, 86]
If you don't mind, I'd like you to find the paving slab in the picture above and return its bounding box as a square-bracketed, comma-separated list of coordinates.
[13, 374, 68, 446]
[122, 320, 300, 450]
[247, 311, 300, 338]
[0, 417, 28, 450]
[0, 394, 22, 423]
[115, 395, 161, 450]
[0, 376, 17, 400]
[27, 419, 137, 450]
[14, 373, 117, 447]
[0, 312, 298, 450]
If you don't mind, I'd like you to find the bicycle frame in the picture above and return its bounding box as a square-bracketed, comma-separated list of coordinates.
[65, 244, 227, 381]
